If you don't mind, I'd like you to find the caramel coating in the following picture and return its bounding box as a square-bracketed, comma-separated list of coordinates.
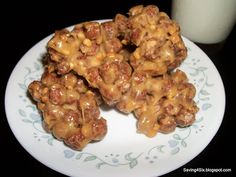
[117, 70, 198, 137]
[115, 5, 187, 76]
[113, 5, 195, 137]
[28, 71, 107, 150]
[28, 5, 198, 145]
[47, 21, 132, 105]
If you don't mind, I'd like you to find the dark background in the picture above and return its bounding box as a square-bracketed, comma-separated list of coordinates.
[1, 0, 235, 176]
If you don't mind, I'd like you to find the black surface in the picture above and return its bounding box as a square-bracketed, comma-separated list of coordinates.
[1, 0, 235, 176]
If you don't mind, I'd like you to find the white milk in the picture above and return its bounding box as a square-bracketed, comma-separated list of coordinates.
[171, 0, 236, 44]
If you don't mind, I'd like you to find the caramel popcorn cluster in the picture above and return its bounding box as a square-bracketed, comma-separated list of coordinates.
[28, 5, 198, 150]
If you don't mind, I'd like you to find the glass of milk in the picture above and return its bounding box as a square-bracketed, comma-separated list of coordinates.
[171, 0, 236, 44]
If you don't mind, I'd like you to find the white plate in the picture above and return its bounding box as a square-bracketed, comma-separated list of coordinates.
[5, 20, 225, 177]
